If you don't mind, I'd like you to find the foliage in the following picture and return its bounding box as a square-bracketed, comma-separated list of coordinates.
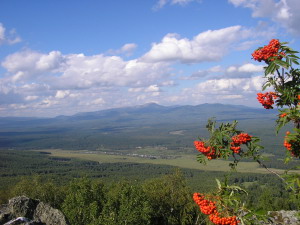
[62, 178, 106, 225]
[195, 120, 262, 169]
[10, 176, 66, 209]
[0, 171, 204, 224]
[193, 39, 300, 224]
[143, 170, 201, 225]
[99, 181, 151, 225]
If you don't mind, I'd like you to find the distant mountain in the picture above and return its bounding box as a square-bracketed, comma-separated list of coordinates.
[0, 103, 282, 152]
[0, 103, 277, 129]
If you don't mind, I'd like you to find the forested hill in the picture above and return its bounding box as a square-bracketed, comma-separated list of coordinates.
[0, 103, 282, 153]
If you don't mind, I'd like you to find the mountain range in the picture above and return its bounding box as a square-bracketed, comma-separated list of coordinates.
[0, 103, 282, 153]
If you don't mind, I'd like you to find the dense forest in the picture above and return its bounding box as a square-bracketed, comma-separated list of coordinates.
[0, 149, 299, 224]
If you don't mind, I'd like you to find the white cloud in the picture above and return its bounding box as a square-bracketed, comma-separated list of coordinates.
[0, 24, 4, 41]
[0, 22, 274, 116]
[229, 0, 251, 7]
[229, 0, 300, 36]
[238, 63, 264, 73]
[128, 84, 162, 97]
[120, 43, 137, 54]
[0, 23, 21, 45]
[188, 63, 263, 80]
[218, 94, 243, 99]
[0, 48, 172, 116]
[55, 90, 70, 99]
[154, 0, 195, 9]
[141, 26, 258, 64]
[197, 78, 245, 93]
[145, 84, 160, 92]
[225, 63, 264, 76]
[2, 50, 64, 82]
[107, 43, 137, 56]
[90, 98, 105, 105]
[25, 95, 39, 101]
[172, 75, 268, 107]
[195, 76, 265, 94]
[128, 87, 143, 93]
[2, 50, 170, 89]
[49, 54, 169, 89]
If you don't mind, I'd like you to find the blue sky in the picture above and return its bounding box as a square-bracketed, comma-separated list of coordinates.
[0, 0, 299, 117]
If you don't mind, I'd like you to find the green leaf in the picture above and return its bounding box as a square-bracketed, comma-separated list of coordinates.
[287, 50, 299, 54]
[274, 59, 289, 68]
[291, 59, 300, 65]
[265, 62, 276, 75]
[289, 54, 300, 59]
[216, 179, 221, 190]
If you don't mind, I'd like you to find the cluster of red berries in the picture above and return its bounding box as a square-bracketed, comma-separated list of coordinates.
[193, 193, 216, 215]
[194, 133, 252, 156]
[230, 133, 252, 154]
[193, 193, 240, 225]
[284, 131, 300, 158]
[209, 213, 240, 225]
[284, 131, 292, 150]
[257, 92, 278, 109]
[252, 39, 284, 62]
[280, 113, 287, 118]
[194, 141, 217, 160]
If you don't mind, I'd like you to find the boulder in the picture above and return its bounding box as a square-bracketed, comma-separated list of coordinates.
[0, 196, 69, 225]
[267, 210, 300, 225]
[8, 196, 39, 219]
[34, 202, 68, 225]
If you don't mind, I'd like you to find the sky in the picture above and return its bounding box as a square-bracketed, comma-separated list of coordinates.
[0, 0, 299, 117]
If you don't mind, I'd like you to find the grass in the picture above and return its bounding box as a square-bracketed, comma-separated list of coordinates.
[35, 149, 293, 174]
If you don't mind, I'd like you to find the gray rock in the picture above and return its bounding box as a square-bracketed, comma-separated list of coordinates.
[0, 196, 69, 225]
[265, 210, 300, 225]
[34, 202, 68, 225]
[8, 197, 39, 219]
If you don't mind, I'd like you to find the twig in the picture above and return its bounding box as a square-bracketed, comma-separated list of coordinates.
[276, 68, 285, 88]
[255, 159, 294, 192]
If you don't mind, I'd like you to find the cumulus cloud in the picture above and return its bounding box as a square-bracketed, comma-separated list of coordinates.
[107, 43, 137, 56]
[141, 26, 261, 64]
[194, 76, 263, 93]
[47, 54, 169, 90]
[0, 48, 172, 116]
[187, 63, 263, 80]
[2, 50, 65, 82]
[25, 95, 39, 101]
[55, 90, 70, 99]
[88, 97, 105, 105]
[1, 50, 170, 89]
[128, 84, 162, 97]
[173, 75, 267, 106]
[0, 23, 21, 45]
[224, 63, 264, 78]
[0, 24, 271, 116]
[153, 0, 198, 9]
[229, 0, 300, 36]
[145, 84, 160, 92]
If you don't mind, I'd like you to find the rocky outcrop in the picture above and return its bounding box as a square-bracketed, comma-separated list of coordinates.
[266, 210, 300, 225]
[0, 196, 69, 225]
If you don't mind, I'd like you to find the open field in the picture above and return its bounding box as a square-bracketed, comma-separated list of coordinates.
[37, 149, 296, 174]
